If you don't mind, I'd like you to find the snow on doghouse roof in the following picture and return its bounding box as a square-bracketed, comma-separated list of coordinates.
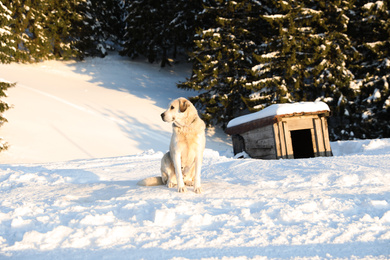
[227, 101, 330, 129]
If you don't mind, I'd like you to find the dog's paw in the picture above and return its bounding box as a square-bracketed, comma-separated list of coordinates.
[194, 186, 202, 194]
[184, 181, 193, 186]
[177, 186, 187, 193]
[167, 182, 175, 188]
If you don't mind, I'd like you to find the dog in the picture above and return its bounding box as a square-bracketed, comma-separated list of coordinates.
[137, 97, 206, 193]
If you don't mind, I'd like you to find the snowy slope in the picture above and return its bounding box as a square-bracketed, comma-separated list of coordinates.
[0, 55, 230, 163]
[0, 56, 389, 259]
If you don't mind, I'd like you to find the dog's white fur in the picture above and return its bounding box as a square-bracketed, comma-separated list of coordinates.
[137, 97, 206, 193]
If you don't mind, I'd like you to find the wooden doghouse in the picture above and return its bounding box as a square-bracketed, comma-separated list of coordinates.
[225, 102, 333, 159]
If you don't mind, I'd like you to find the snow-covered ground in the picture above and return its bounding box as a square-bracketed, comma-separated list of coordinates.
[0, 56, 389, 259]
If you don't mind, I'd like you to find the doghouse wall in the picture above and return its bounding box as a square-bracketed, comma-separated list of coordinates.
[235, 124, 277, 159]
[273, 115, 332, 159]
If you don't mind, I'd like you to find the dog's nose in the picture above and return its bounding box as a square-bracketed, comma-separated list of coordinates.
[161, 113, 165, 120]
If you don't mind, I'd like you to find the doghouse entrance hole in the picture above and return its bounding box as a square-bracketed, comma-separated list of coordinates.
[290, 129, 314, 159]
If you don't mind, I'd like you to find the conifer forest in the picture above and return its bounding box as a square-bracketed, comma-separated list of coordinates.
[1, 0, 389, 141]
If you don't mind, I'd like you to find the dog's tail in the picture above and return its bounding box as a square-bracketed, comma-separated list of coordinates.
[137, 176, 165, 186]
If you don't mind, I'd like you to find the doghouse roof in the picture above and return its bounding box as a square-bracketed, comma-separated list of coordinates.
[226, 101, 330, 135]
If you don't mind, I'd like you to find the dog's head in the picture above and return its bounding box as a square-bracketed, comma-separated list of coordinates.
[161, 97, 194, 125]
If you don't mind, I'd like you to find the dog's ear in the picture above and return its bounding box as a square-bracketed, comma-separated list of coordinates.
[179, 98, 190, 113]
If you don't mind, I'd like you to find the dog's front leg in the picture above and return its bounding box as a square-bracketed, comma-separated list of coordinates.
[172, 151, 187, 193]
[193, 155, 203, 194]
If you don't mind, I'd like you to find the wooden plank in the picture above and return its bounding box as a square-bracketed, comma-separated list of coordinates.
[256, 138, 275, 149]
[283, 116, 315, 131]
[260, 154, 279, 160]
[246, 146, 276, 159]
[313, 118, 325, 156]
[310, 128, 318, 156]
[278, 121, 287, 159]
[273, 123, 282, 159]
[242, 125, 274, 141]
[244, 135, 275, 149]
[321, 116, 333, 156]
[275, 110, 330, 121]
[283, 121, 294, 159]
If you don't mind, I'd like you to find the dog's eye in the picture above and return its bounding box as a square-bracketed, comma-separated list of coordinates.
[170, 106, 175, 110]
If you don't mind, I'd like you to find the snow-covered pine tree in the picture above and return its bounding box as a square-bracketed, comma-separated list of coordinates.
[23, 1, 51, 61]
[43, 0, 82, 59]
[178, 0, 265, 126]
[15, 0, 54, 61]
[165, 0, 204, 60]
[348, 0, 390, 139]
[121, 0, 165, 64]
[121, 0, 202, 67]
[6, 0, 83, 61]
[76, 0, 124, 58]
[246, 0, 357, 140]
[0, 1, 16, 63]
[308, 0, 357, 140]
[121, 0, 169, 65]
[6, 0, 32, 61]
[244, 0, 306, 111]
[0, 2, 16, 151]
[0, 80, 14, 151]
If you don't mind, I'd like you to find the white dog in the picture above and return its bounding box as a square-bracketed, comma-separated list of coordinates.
[138, 97, 206, 193]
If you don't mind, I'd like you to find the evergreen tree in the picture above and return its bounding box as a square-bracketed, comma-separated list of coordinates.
[11, 0, 55, 61]
[247, 0, 357, 139]
[7, 0, 83, 61]
[76, 0, 124, 58]
[121, 0, 203, 67]
[245, 0, 308, 110]
[168, 0, 205, 58]
[5, 0, 33, 61]
[348, 0, 390, 139]
[23, 0, 52, 61]
[0, 1, 16, 63]
[0, 80, 14, 151]
[180, 0, 363, 138]
[309, 0, 357, 140]
[179, 0, 267, 126]
[0, 2, 16, 151]
[43, 0, 82, 59]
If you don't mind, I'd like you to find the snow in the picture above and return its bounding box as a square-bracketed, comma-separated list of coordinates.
[0, 55, 230, 164]
[363, 1, 384, 10]
[0, 27, 11, 36]
[0, 2, 12, 18]
[0, 55, 389, 259]
[263, 14, 287, 20]
[227, 101, 330, 128]
[366, 88, 381, 103]
[260, 51, 279, 59]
